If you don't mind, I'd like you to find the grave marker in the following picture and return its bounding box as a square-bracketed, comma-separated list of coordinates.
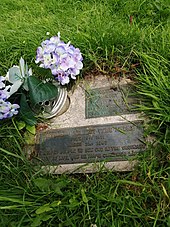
[34, 76, 145, 173]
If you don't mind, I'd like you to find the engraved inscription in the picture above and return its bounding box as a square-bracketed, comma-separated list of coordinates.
[36, 122, 145, 165]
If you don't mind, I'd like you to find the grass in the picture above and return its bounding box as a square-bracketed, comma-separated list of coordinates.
[0, 0, 170, 226]
[0, 0, 170, 73]
[0, 139, 169, 226]
[136, 53, 170, 122]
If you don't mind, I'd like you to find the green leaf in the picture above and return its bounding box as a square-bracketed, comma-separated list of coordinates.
[41, 214, 52, 221]
[81, 188, 88, 203]
[24, 131, 35, 145]
[16, 120, 26, 130]
[35, 203, 53, 215]
[31, 215, 42, 227]
[31, 214, 52, 227]
[19, 93, 37, 126]
[33, 178, 51, 192]
[23, 76, 29, 91]
[54, 186, 63, 196]
[51, 201, 61, 207]
[69, 197, 80, 207]
[26, 125, 36, 135]
[27, 76, 58, 105]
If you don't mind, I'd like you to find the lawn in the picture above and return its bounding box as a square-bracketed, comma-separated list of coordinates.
[0, 0, 170, 226]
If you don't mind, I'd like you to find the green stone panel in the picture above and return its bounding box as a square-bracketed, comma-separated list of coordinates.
[36, 122, 145, 165]
[85, 85, 138, 118]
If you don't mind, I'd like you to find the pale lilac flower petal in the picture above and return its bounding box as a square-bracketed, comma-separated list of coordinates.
[55, 46, 66, 55]
[43, 53, 52, 68]
[50, 35, 61, 44]
[57, 73, 70, 85]
[76, 61, 83, 70]
[0, 84, 11, 100]
[44, 43, 56, 53]
[0, 76, 5, 82]
[35, 47, 43, 64]
[70, 74, 76, 80]
[41, 39, 50, 47]
[0, 99, 20, 120]
[0, 90, 7, 100]
[69, 68, 80, 76]
[51, 53, 59, 66]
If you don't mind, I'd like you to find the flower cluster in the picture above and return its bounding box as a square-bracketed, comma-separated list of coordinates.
[35, 32, 83, 85]
[0, 76, 20, 120]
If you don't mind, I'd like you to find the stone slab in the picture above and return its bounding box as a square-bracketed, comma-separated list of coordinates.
[49, 76, 142, 130]
[34, 75, 144, 173]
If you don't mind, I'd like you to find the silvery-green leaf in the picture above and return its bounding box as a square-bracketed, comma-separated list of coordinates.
[8, 80, 23, 96]
[8, 66, 22, 84]
[19, 57, 25, 77]
[23, 77, 29, 91]
[28, 68, 32, 76]
[25, 63, 28, 75]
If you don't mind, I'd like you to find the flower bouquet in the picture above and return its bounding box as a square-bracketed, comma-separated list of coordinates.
[0, 33, 83, 125]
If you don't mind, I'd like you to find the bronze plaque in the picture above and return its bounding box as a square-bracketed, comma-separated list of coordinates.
[85, 85, 138, 118]
[36, 122, 145, 165]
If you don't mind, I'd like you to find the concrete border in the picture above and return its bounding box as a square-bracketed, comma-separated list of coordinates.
[40, 160, 137, 174]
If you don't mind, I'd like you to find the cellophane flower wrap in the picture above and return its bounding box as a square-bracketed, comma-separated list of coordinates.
[35, 32, 83, 85]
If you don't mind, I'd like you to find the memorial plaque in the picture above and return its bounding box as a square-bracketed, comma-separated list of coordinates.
[85, 85, 138, 118]
[36, 121, 145, 165]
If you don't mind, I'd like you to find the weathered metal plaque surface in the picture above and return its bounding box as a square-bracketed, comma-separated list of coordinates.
[85, 85, 138, 118]
[36, 122, 145, 165]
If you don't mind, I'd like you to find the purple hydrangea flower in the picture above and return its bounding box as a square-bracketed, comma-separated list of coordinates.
[0, 90, 7, 100]
[0, 99, 20, 120]
[0, 85, 11, 100]
[56, 71, 70, 85]
[35, 32, 83, 85]
[0, 76, 20, 120]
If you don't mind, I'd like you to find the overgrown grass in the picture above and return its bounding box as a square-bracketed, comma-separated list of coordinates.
[0, 126, 169, 226]
[135, 52, 170, 154]
[0, 0, 170, 226]
[136, 53, 170, 122]
[0, 0, 170, 74]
